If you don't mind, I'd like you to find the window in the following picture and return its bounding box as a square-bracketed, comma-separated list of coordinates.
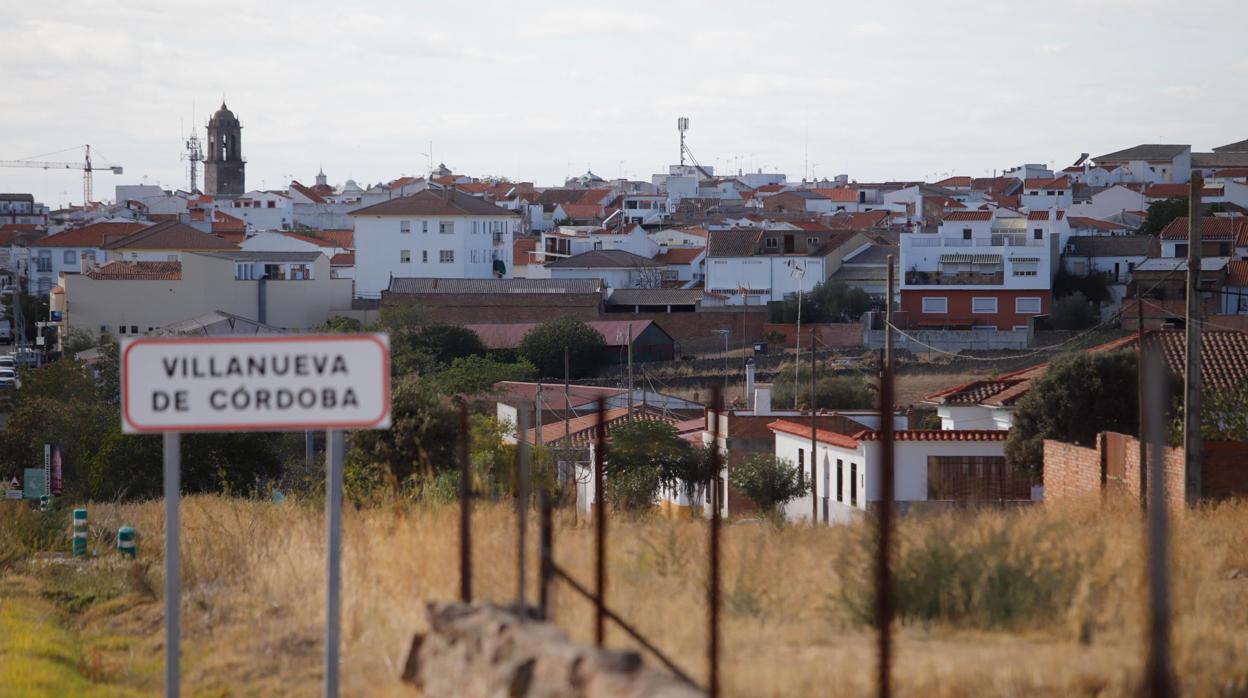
[439, 250, 454, 263]
[118, 325, 127, 335]
[1013, 325, 1029, 331]
[1033, 229, 1043, 240]
[765, 237, 777, 248]
[849, 462, 858, 506]
[1046, 191, 1055, 196]
[927, 455, 1026, 501]
[836, 459, 843, 502]
[422, 250, 428, 263]
[1174, 243, 1188, 257]
[971, 297, 998, 314]
[35, 251, 52, 273]
[63, 250, 76, 264]
[921, 297, 948, 314]
[470, 250, 478, 263]
[1219, 242, 1231, 256]
[439, 221, 453, 234]
[807, 237, 819, 247]
[400, 250, 411, 263]
[1028, 190, 1039, 196]
[962, 228, 972, 240]
[400, 220, 411, 234]
[422, 221, 429, 233]
[1016, 297, 1042, 314]
[131, 325, 139, 335]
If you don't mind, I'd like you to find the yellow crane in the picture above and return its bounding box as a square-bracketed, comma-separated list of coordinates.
[0, 144, 123, 206]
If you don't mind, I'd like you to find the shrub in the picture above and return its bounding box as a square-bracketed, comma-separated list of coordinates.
[728, 454, 808, 517]
[1049, 291, 1097, 331]
[771, 371, 874, 411]
[518, 316, 606, 379]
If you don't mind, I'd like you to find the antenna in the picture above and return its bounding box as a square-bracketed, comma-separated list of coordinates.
[677, 117, 689, 167]
[182, 103, 204, 193]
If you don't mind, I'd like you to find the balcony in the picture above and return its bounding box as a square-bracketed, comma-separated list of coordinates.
[905, 270, 1004, 286]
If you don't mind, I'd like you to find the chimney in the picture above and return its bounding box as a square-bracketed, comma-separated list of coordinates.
[754, 386, 772, 416]
[442, 184, 451, 205]
[79, 251, 93, 274]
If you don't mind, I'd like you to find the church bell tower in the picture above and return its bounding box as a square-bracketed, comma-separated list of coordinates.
[204, 102, 245, 197]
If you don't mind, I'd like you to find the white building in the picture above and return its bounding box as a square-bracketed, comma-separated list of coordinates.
[25, 221, 149, 294]
[0, 193, 49, 227]
[542, 249, 665, 289]
[535, 223, 657, 266]
[218, 190, 295, 231]
[1092, 144, 1191, 184]
[1021, 176, 1073, 210]
[705, 229, 870, 304]
[769, 419, 1016, 524]
[1066, 184, 1146, 220]
[349, 189, 517, 297]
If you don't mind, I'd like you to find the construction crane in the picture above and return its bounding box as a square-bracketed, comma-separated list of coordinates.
[0, 144, 123, 206]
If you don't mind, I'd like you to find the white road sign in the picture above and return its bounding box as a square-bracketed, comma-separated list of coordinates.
[121, 334, 391, 433]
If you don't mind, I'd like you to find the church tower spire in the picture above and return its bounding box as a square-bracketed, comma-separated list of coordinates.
[204, 102, 245, 197]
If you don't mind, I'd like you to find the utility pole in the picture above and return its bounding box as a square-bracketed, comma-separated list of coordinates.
[627, 323, 634, 422]
[876, 254, 897, 698]
[809, 327, 817, 524]
[1183, 174, 1203, 505]
[1137, 287, 1147, 507]
[564, 346, 571, 443]
[794, 285, 803, 408]
[535, 382, 543, 451]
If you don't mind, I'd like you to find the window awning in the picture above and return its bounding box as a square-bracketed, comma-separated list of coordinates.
[940, 253, 1002, 264]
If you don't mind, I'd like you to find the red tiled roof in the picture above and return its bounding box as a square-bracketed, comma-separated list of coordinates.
[943, 211, 993, 222]
[827, 210, 892, 231]
[559, 203, 603, 219]
[790, 221, 836, 232]
[103, 220, 239, 251]
[1026, 210, 1066, 221]
[656, 247, 705, 265]
[1067, 216, 1131, 232]
[934, 176, 973, 188]
[812, 187, 859, 202]
[456, 182, 490, 194]
[86, 261, 182, 280]
[855, 429, 1008, 442]
[288, 180, 326, 204]
[330, 252, 355, 266]
[1024, 176, 1070, 190]
[1145, 183, 1221, 199]
[1227, 260, 1248, 286]
[279, 230, 346, 248]
[756, 184, 786, 193]
[512, 237, 537, 267]
[1158, 216, 1248, 242]
[1213, 168, 1248, 178]
[215, 232, 246, 245]
[768, 419, 861, 449]
[351, 189, 516, 217]
[211, 210, 246, 234]
[578, 188, 615, 205]
[32, 222, 148, 248]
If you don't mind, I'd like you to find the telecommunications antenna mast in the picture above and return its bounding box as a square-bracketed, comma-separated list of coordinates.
[677, 117, 689, 167]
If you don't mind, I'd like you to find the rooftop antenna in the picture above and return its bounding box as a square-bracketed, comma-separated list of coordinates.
[678, 117, 689, 167]
[183, 103, 204, 193]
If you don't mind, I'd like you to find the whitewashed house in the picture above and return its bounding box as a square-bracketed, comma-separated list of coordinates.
[769, 419, 1016, 524]
[218, 190, 295, 231]
[705, 228, 870, 304]
[1093, 144, 1192, 184]
[349, 189, 518, 297]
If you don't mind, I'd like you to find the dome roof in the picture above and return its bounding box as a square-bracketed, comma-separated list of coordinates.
[210, 102, 237, 124]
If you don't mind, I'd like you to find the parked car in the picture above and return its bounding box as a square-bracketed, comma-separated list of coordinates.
[0, 355, 14, 370]
[0, 367, 17, 390]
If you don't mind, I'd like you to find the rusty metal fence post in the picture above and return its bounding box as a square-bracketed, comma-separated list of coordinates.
[594, 397, 607, 647]
[518, 408, 531, 615]
[458, 400, 472, 603]
[539, 489, 554, 622]
[1143, 347, 1176, 697]
[708, 385, 722, 698]
[876, 254, 897, 698]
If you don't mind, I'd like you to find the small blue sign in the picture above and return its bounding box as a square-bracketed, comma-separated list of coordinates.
[50, 311, 63, 322]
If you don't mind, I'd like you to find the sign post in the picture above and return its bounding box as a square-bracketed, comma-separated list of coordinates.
[120, 334, 390, 698]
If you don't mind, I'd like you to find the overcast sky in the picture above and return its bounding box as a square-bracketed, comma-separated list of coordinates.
[2, 0, 1246, 208]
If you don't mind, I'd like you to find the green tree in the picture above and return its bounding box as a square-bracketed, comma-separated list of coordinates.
[1005, 350, 1139, 470]
[518, 316, 606, 379]
[348, 375, 458, 483]
[1140, 196, 1188, 236]
[774, 279, 874, 323]
[605, 420, 701, 511]
[729, 454, 809, 518]
[1052, 268, 1110, 305]
[771, 370, 874, 411]
[410, 323, 486, 365]
[1048, 291, 1098, 331]
[434, 355, 536, 396]
[317, 315, 364, 333]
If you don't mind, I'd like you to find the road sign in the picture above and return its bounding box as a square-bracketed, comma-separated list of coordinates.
[22, 468, 46, 499]
[120, 333, 391, 698]
[120, 334, 391, 434]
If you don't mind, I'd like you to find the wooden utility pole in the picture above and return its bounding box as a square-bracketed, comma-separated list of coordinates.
[1137, 288, 1148, 507]
[876, 254, 897, 698]
[627, 323, 634, 422]
[1183, 174, 1203, 504]
[809, 327, 817, 524]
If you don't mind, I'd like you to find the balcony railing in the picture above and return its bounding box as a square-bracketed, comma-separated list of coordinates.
[905, 271, 1004, 286]
[905, 236, 1045, 249]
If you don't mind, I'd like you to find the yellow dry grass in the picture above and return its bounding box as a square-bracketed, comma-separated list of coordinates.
[9, 496, 1248, 697]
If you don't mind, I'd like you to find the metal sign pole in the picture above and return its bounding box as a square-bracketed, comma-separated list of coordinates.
[163, 432, 181, 698]
[324, 429, 345, 698]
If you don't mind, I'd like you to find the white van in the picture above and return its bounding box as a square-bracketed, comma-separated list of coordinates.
[0, 319, 11, 344]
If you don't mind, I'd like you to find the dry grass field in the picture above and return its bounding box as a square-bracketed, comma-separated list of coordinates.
[3, 496, 1248, 696]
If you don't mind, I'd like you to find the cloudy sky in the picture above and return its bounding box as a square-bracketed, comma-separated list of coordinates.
[2, 0, 1246, 207]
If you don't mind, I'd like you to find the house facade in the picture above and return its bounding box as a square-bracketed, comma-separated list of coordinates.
[350, 189, 518, 297]
[25, 221, 148, 294]
[705, 229, 869, 304]
[898, 210, 1059, 330]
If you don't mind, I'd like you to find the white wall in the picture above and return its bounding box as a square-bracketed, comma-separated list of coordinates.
[1067, 185, 1146, 219]
[706, 256, 826, 302]
[27, 246, 104, 293]
[352, 214, 515, 297]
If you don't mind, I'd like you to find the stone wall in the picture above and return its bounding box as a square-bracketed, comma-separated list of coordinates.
[402, 602, 702, 698]
[761, 321, 865, 348]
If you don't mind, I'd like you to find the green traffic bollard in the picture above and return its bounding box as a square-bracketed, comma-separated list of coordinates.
[39, 494, 49, 512]
[72, 508, 88, 557]
[117, 526, 136, 559]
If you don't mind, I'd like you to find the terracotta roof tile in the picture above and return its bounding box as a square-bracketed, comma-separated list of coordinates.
[943, 211, 993, 222]
[350, 189, 517, 217]
[1027, 210, 1066, 221]
[1145, 183, 1221, 198]
[31, 222, 148, 248]
[768, 419, 861, 449]
[102, 220, 238, 251]
[86, 261, 182, 280]
[330, 252, 355, 266]
[811, 187, 859, 202]
[656, 247, 705, 264]
[855, 429, 1009, 442]
[1158, 216, 1248, 242]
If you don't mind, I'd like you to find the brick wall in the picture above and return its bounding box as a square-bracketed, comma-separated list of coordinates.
[383, 292, 603, 323]
[1042, 440, 1102, 501]
[761, 322, 865, 348]
[633, 310, 768, 353]
[1041, 432, 1236, 510]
